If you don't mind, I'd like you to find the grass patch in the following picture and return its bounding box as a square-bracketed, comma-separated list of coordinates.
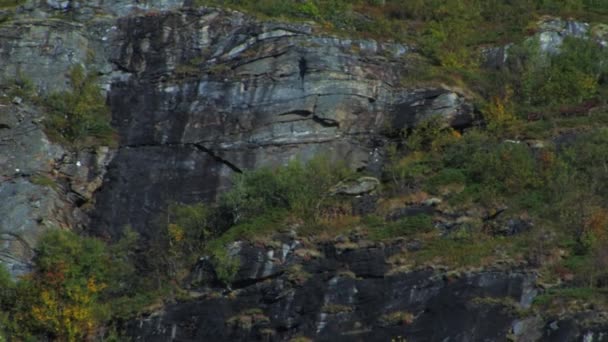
[425, 168, 466, 195]
[208, 209, 288, 250]
[205, 210, 288, 284]
[404, 233, 531, 269]
[379, 311, 414, 326]
[29, 175, 58, 189]
[0, 0, 24, 9]
[533, 287, 608, 312]
[321, 304, 353, 314]
[366, 214, 434, 241]
[227, 309, 270, 330]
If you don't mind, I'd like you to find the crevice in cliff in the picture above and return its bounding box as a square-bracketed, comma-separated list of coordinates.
[232, 49, 291, 71]
[299, 56, 307, 80]
[230, 270, 286, 290]
[189, 142, 243, 173]
[250, 92, 379, 108]
[120, 142, 242, 173]
[312, 115, 340, 128]
[110, 60, 134, 74]
[0, 232, 34, 255]
[278, 109, 312, 117]
[66, 187, 89, 207]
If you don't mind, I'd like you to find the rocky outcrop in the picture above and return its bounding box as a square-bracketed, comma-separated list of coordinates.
[0, 100, 112, 276]
[0, 0, 473, 273]
[484, 17, 608, 70]
[91, 7, 473, 238]
[12, 2, 604, 341]
[0, 16, 110, 94]
[0, 2, 184, 274]
[128, 236, 608, 341]
[128, 239, 539, 341]
[540, 313, 608, 341]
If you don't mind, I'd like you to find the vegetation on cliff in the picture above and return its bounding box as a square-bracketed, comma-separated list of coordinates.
[4, 1, 608, 340]
[196, 0, 608, 66]
[7, 65, 116, 148]
[0, 230, 133, 340]
[43, 65, 116, 148]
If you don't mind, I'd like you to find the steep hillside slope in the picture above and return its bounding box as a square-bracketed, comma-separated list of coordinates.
[1, 1, 608, 341]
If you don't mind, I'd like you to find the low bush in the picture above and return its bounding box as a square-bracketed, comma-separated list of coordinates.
[425, 168, 466, 194]
[411, 232, 532, 268]
[43, 65, 115, 148]
[219, 156, 352, 225]
[367, 214, 433, 240]
[520, 37, 608, 109]
[533, 287, 607, 309]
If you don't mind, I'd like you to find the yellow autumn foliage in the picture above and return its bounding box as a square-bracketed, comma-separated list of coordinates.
[28, 284, 99, 342]
[483, 87, 519, 133]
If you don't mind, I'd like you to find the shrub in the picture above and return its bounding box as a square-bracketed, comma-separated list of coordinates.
[560, 128, 608, 195]
[166, 202, 211, 255]
[30, 175, 58, 189]
[211, 248, 241, 285]
[406, 115, 460, 153]
[0, 229, 161, 340]
[521, 37, 607, 108]
[11, 230, 111, 341]
[7, 72, 35, 100]
[43, 65, 115, 148]
[205, 209, 288, 284]
[415, 237, 491, 267]
[385, 116, 461, 192]
[385, 149, 435, 193]
[425, 168, 466, 194]
[220, 155, 352, 225]
[467, 142, 541, 195]
[482, 87, 521, 135]
[437, 129, 544, 207]
[0, 264, 14, 339]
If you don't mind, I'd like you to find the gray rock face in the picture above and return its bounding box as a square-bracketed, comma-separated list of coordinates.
[129, 237, 608, 341]
[0, 102, 111, 276]
[129, 240, 539, 341]
[0, 179, 59, 276]
[46, 0, 70, 10]
[0, 0, 188, 94]
[483, 17, 608, 70]
[0, 3, 471, 247]
[0, 103, 63, 276]
[537, 17, 590, 54]
[540, 313, 608, 342]
[89, 8, 472, 238]
[0, 19, 90, 93]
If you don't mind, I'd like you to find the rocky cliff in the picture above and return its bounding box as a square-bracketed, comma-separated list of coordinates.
[1, 1, 607, 341]
[1, 0, 472, 250]
[91, 6, 473, 240]
[132, 242, 539, 341]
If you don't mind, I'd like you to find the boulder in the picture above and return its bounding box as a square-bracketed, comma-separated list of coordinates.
[331, 177, 380, 196]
